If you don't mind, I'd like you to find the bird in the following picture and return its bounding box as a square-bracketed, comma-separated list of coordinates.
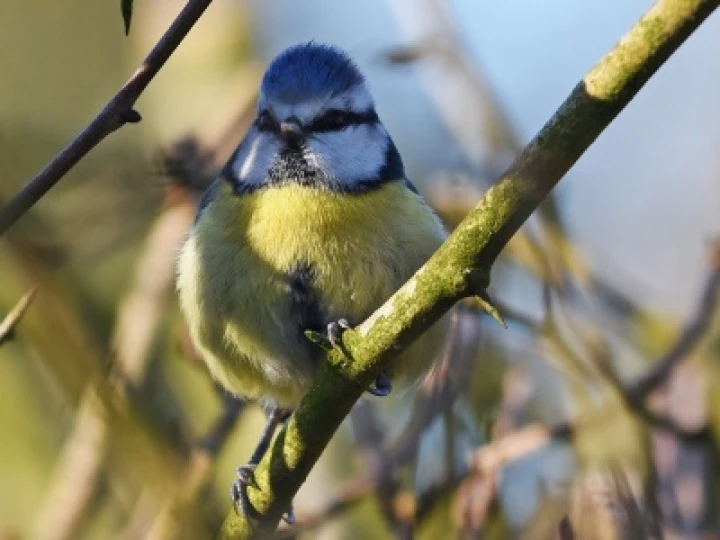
[176, 42, 450, 524]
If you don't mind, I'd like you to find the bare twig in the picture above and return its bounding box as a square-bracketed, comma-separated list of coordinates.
[348, 402, 402, 532]
[384, 310, 466, 469]
[282, 420, 571, 538]
[197, 390, 246, 457]
[593, 240, 720, 440]
[468, 423, 572, 475]
[626, 239, 720, 400]
[0, 286, 38, 345]
[0, 0, 215, 235]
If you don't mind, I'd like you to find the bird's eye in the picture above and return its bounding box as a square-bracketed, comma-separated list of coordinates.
[312, 109, 351, 132]
[256, 110, 278, 132]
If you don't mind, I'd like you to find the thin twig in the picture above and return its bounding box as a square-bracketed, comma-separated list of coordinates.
[0, 286, 38, 345]
[283, 420, 572, 538]
[384, 310, 466, 469]
[0, 0, 215, 235]
[594, 240, 720, 440]
[467, 423, 573, 475]
[626, 239, 720, 400]
[197, 390, 246, 457]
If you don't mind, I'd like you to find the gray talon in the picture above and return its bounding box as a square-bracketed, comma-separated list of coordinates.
[229, 407, 293, 528]
[327, 320, 349, 348]
[337, 318, 351, 329]
[231, 464, 261, 521]
[283, 505, 297, 525]
[236, 464, 257, 487]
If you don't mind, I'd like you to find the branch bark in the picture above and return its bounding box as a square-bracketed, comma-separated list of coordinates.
[216, 0, 719, 535]
[0, 0, 214, 236]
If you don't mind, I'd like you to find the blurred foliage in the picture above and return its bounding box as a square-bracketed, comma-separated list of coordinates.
[1, 0, 720, 539]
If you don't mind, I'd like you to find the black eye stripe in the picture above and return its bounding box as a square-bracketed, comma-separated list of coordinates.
[256, 109, 279, 132]
[309, 109, 378, 132]
[255, 109, 379, 133]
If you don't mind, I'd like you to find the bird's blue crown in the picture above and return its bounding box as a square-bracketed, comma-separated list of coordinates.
[260, 42, 366, 103]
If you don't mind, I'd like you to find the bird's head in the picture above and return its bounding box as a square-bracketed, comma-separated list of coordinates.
[227, 42, 404, 193]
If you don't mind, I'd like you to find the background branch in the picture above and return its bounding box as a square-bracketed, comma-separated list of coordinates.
[626, 239, 720, 400]
[219, 0, 720, 537]
[0, 287, 37, 346]
[0, 0, 214, 235]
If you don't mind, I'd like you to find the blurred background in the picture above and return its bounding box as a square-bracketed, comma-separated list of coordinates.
[1, 0, 719, 538]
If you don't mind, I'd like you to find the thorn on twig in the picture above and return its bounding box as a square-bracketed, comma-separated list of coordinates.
[0, 286, 38, 346]
[0, 0, 214, 236]
[121, 108, 142, 123]
[105, 109, 143, 136]
[475, 290, 506, 328]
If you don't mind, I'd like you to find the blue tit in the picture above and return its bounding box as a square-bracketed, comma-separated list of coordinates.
[176, 42, 449, 520]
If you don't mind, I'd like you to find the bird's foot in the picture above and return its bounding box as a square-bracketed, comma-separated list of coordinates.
[325, 319, 394, 398]
[326, 318, 351, 348]
[306, 319, 393, 397]
[367, 371, 393, 397]
[231, 464, 261, 525]
[231, 464, 296, 526]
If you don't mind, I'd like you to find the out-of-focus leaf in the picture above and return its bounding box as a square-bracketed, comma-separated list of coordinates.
[121, 0, 133, 35]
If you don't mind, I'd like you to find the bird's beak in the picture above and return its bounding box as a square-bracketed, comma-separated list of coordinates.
[279, 119, 304, 143]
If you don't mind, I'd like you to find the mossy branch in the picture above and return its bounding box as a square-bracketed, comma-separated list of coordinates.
[220, 0, 719, 536]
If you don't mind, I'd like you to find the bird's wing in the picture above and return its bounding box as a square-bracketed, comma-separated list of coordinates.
[404, 177, 419, 195]
[194, 177, 224, 224]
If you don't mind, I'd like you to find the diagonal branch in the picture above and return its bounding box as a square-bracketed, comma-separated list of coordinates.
[216, 0, 720, 536]
[0, 0, 214, 236]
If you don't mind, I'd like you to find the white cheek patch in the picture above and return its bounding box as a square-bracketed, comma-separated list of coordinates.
[306, 124, 388, 187]
[235, 85, 387, 190]
[231, 128, 280, 187]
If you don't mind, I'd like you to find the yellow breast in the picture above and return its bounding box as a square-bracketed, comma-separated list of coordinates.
[177, 179, 448, 406]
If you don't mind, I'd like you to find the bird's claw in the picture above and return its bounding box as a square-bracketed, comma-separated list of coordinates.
[325, 320, 392, 398]
[283, 505, 297, 525]
[231, 464, 261, 523]
[327, 318, 351, 348]
[231, 463, 295, 526]
[367, 371, 392, 397]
